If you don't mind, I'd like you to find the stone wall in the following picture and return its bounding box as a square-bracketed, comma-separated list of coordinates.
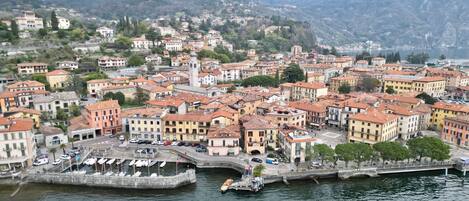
[27, 169, 196, 189]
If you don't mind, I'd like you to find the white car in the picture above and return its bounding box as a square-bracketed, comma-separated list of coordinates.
[52, 159, 62, 165]
[60, 154, 71, 160]
[119, 135, 125, 141]
[171, 141, 179, 146]
[129, 138, 138, 143]
[33, 158, 49, 166]
[151, 140, 163, 145]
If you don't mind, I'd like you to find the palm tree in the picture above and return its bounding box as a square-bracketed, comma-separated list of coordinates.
[49, 148, 57, 161]
[60, 143, 67, 154]
[68, 137, 76, 148]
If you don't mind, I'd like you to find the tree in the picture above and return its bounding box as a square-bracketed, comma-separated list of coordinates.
[57, 30, 67, 39]
[70, 104, 81, 117]
[416, 93, 437, 105]
[115, 35, 133, 49]
[51, 10, 59, 30]
[227, 85, 236, 93]
[406, 52, 429, 64]
[10, 20, 18, 39]
[330, 46, 338, 56]
[32, 74, 50, 90]
[241, 75, 277, 87]
[84, 72, 108, 81]
[313, 144, 335, 165]
[439, 54, 446, 60]
[56, 108, 69, 121]
[338, 83, 351, 94]
[407, 137, 450, 162]
[373, 142, 409, 164]
[253, 164, 265, 177]
[385, 86, 395, 94]
[359, 77, 380, 92]
[114, 92, 126, 105]
[351, 143, 373, 168]
[103, 92, 115, 100]
[38, 28, 48, 38]
[60, 143, 67, 154]
[146, 28, 160, 47]
[49, 148, 57, 161]
[135, 87, 149, 104]
[128, 55, 145, 66]
[274, 70, 280, 87]
[282, 63, 304, 83]
[335, 143, 355, 168]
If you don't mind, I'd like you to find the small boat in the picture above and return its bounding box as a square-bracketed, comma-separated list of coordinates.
[118, 172, 126, 177]
[78, 170, 87, 175]
[150, 173, 157, 177]
[141, 160, 149, 167]
[149, 160, 158, 167]
[98, 158, 108, 165]
[128, 160, 136, 166]
[116, 159, 125, 165]
[88, 158, 97, 165]
[159, 161, 166, 168]
[132, 171, 141, 177]
[106, 158, 116, 165]
[135, 160, 144, 168]
[92, 172, 101, 176]
[220, 179, 234, 193]
[104, 172, 114, 176]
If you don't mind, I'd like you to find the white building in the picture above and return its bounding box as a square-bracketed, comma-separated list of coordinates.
[128, 108, 166, 141]
[198, 72, 217, 86]
[132, 35, 152, 49]
[145, 54, 162, 64]
[56, 61, 78, 71]
[0, 118, 36, 169]
[98, 56, 127, 69]
[57, 17, 70, 29]
[32, 91, 80, 119]
[96, 26, 114, 38]
[15, 11, 43, 31]
[189, 54, 200, 87]
[164, 39, 183, 52]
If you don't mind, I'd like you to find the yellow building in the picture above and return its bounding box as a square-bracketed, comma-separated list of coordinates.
[265, 106, 307, 128]
[290, 82, 328, 101]
[430, 102, 469, 130]
[0, 92, 19, 114]
[241, 115, 278, 155]
[306, 72, 325, 83]
[127, 108, 166, 141]
[329, 76, 359, 92]
[383, 76, 446, 97]
[3, 107, 41, 128]
[46, 70, 71, 89]
[348, 109, 399, 144]
[163, 112, 212, 142]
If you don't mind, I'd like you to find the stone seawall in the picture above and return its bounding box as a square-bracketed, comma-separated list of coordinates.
[27, 169, 196, 189]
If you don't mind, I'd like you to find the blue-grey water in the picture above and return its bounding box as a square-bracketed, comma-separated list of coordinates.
[1, 169, 469, 201]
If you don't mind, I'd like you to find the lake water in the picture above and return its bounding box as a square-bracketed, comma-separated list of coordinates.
[1, 169, 469, 201]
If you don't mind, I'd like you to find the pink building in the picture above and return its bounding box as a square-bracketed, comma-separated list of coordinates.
[85, 100, 122, 135]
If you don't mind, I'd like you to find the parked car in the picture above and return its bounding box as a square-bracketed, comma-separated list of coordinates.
[265, 158, 279, 165]
[129, 138, 138, 143]
[52, 159, 62, 165]
[60, 154, 71, 160]
[171, 141, 179, 146]
[109, 134, 116, 138]
[311, 161, 322, 168]
[33, 158, 49, 166]
[177, 142, 185, 146]
[164, 141, 172, 146]
[143, 140, 152, 144]
[196, 147, 207, 152]
[251, 157, 263, 163]
[184, 142, 191, 146]
[119, 135, 125, 141]
[191, 143, 200, 147]
[152, 140, 164, 145]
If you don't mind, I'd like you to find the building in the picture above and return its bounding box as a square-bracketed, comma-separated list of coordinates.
[15, 11, 43, 31]
[85, 100, 122, 135]
[0, 118, 36, 169]
[163, 112, 212, 142]
[348, 109, 399, 144]
[164, 39, 183, 52]
[45, 70, 71, 89]
[140, 84, 172, 100]
[39, 126, 68, 148]
[189, 54, 201, 87]
[97, 56, 127, 69]
[128, 108, 166, 141]
[3, 107, 41, 128]
[6, 81, 45, 92]
[306, 72, 325, 83]
[241, 116, 278, 155]
[289, 82, 328, 101]
[442, 115, 469, 148]
[278, 125, 320, 163]
[430, 102, 469, 130]
[32, 91, 80, 119]
[57, 16, 70, 29]
[383, 75, 446, 97]
[207, 125, 241, 156]
[56, 61, 79, 71]
[291, 45, 303, 56]
[96, 27, 114, 38]
[379, 104, 420, 140]
[371, 57, 386, 67]
[132, 35, 152, 49]
[289, 101, 327, 130]
[16, 63, 48, 75]
[265, 106, 307, 128]
[329, 76, 359, 92]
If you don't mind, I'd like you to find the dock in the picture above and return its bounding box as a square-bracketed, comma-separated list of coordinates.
[221, 176, 264, 193]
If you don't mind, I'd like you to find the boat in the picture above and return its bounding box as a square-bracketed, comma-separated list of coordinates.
[159, 161, 166, 168]
[135, 160, 144, 167]
[92, 172, 101, 176]
[78, 170, 87, 175]
[106, 158, 116, 165]
[116, 159, 125, 165]
[118, 172, 126, 177]
[150, 173, 157, 177]
[141, 160, 149, 167]
[220, 179, 234, 193]
[104, 172, 114, 176]
[132, 171, 141, 177]
[149, 160, 158, 167]
[98, 158, 108, 165]
[88, 158, 97, 165]
[128, 160, 136, 166]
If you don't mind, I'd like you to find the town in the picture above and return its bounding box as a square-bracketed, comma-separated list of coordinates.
[1, 3, 469, 197]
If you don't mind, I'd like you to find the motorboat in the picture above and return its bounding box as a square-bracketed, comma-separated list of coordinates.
[118, 172, 126, 177]
[150, 173, 157, 177]
[128, 160, 136, 166]
[98, 158, 108, 165]
[159, 161, 166, 168]
[106, 158, 116, 165]
[149, 160, 158, 167]
[132, 171, 141, 177]
[116, 159, 125, 165]
[104, 172, 114, 176]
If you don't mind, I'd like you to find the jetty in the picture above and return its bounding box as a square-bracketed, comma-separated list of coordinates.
[223, 176, 264, 193]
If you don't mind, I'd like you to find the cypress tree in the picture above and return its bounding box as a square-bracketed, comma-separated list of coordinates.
[51, 10, 59, 30]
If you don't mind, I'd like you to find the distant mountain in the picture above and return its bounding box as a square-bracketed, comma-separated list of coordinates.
[261, 0, 469, 49]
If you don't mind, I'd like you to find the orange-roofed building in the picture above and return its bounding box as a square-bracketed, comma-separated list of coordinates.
[207, 124, 241, 156]
[163, 112, 212, 142]
[6, 81, 45, 92]
[430, 102, 469, 130]
[378, 104, 420, 139]
[45, 69, 71, 89]
[442, 115, 469, 148]
[290, 82, 328, 101]
[16, 62, 48, 75]
[329, 76, 359, 92]
[348, 109, 399, 144]
[0, 118, 36, 168]
[241, 115, 278, 155]
[278, 125, 320, 163]
[288, 101, 327, 129]
[85, 100, 121, 135]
